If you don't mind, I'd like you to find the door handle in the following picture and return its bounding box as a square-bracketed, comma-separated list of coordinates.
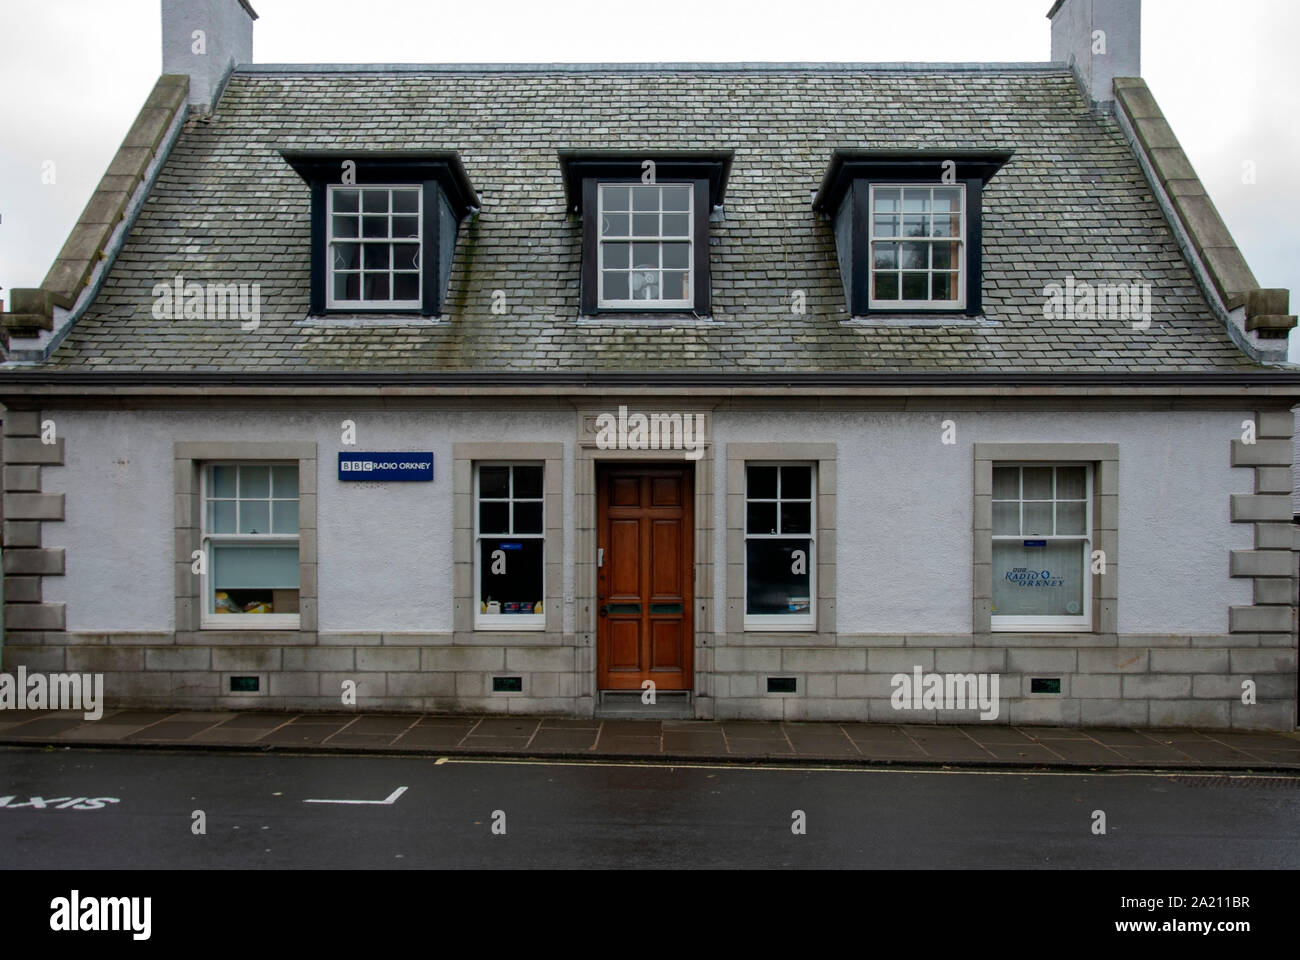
[599, 605, 608, 617]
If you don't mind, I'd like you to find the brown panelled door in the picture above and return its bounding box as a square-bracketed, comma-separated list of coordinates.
[596, 464, 694, 691]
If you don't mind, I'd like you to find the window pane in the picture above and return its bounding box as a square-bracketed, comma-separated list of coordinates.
[392, 216, 419, 238]
[394, 273, 420, 300]
[747, 501, 777, 535]
[1056, 501, 1086, 536]
[873, 215, 900, 238]
[240, 465, 270, 498]
[513, 501, 543, 535]
[747, 465, 778, 499]
[362, 216, 387, 238]
[903, 214, 928, 237]
[902, 272, 927, 300]
[603, 272, 630, 300]
[932, 272, 957, 301]
[333, 272, 360, 301]
[992, 467, 1019, 500]
[903, 188, 931, 213]
[333, 189, 359, 213]
[932, 187, 961, 212]
[781, 466, 812, 499]
[211, 465, 237, 498]
[1022, 467, 1053, 500]
[480, 466, 509, 498]
[900, 242, 928, 270]
[1022, 502, 1053, 536]
[781, 501, 811, 535]
[631, 187, 658, 211]
[601, 214, 629, 237]
[932, 242, 955, 270]
[331, 216, 359, 238]
[992, 541, 1085, 618]
[631, 243, 658, 268]
[513, 466, 543, 499]
[479, 501, 509, 534]
[272, 499, 299, 535]
[393, 244, 419, 270]
[603, 186, 630, 210]
[392, 190, 419, 213]
[874, 272, 899, 300]
[363, 245, 390, 269]
[363, 273, 390, 300]
[272, 465, 298, 498]
[630, 272, 659, 300]
[662, 213, 690, 237]
[603, 242, 630, 269]
[632, 213, 658, 236]
[872, 187, 900, 213]
[662, 272, 689, 300]
[1056, 466, 1087, 500]
[239, 499, 270, 535]
[332, 243, 360, 270]
[213, 545, 300, 590]
[662, 243, 690, 270]
[479, 539, 543, 612]
[992, 501, 1019, 536]
[662, 186, 690, 211]
[873, 242, 898, 270]
[745, 539, 812, 616]
[207, 499, 236, 534]
[362, 190, 388, 213]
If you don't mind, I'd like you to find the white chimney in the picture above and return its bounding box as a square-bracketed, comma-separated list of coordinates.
[1048, 0, 1140, 108]
[161, 0, 257, 112]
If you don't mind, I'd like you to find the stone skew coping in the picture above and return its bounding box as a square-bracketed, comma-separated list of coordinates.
[1, 74, 190, 360]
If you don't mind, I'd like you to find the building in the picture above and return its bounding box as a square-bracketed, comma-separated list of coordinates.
[1, 0, 1297, 729]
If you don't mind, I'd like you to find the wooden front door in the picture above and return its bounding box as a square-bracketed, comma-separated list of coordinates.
[596, 464, 694, 691]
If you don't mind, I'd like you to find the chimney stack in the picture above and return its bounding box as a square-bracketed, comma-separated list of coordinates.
[161, 0, 257, 113]
[1048, 0, 1140, 108]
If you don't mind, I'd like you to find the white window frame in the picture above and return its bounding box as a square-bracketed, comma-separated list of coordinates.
[474, 462, 546, 631]
[325, 183, 423, 310]
[200, 462, 301, 630]
[743, 461, 817, 632]
[990, 462, 1093, 632]
[596, 181, 694, 309]
[867, 182, 966, 311]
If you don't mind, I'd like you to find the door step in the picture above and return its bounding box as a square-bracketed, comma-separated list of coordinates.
[595, 690, 694, 720]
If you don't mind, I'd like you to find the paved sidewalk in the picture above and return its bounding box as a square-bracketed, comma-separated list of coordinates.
[3, 708, 1300, 770]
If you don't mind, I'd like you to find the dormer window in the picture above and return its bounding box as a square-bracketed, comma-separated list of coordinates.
[868, 184, 965, 309]
[597, 183, 694, 308]
[560, 151, 732, 318]
[813, 151, 1010, 319]
[281, 151, 478, 317]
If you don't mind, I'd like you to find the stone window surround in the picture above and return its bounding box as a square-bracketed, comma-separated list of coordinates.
[574, 409, 715, 703]
[725, 442, 837, 640]
[175, 442, 318, 640]
[973, 443, 1118, 635]
[452, 443, 564, 638]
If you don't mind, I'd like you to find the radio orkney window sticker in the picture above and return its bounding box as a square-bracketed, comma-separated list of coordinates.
[337, 452, 434, 482]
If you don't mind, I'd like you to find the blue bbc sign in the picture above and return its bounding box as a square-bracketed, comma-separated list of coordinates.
[338, 452, 434, 482]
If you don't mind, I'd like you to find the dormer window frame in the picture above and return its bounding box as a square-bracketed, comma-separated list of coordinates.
[280, 151, 478, 319]
[559, 151, 732, 319]
[813, 151, 1011, 320]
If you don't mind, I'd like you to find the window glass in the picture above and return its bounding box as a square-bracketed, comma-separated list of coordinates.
[745, 464, 815, 622]
[204, 463, 300, 618]
[477, 464, 545, 621]
[328, 185, 421, 307]
[599, 183, 693, 307]
[869, 183, 964, 305]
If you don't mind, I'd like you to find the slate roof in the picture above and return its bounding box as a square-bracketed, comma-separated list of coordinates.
[44, 65, 1266, 372]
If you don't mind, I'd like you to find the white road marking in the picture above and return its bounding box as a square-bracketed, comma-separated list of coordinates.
[303, 785, 408, 805]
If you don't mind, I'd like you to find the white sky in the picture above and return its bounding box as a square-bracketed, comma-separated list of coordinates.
[1, 0, 1297, 358]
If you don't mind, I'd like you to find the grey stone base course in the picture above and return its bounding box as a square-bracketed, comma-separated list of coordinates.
[1, 631, 1294, 730]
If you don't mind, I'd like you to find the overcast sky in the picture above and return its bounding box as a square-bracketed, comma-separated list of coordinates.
[1, 0, 1296, 358]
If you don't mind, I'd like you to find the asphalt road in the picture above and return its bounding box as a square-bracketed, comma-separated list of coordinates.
[2, 746, 1298, 868]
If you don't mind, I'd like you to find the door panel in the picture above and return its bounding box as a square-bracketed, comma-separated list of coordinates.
[597, 464, 693, 691]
